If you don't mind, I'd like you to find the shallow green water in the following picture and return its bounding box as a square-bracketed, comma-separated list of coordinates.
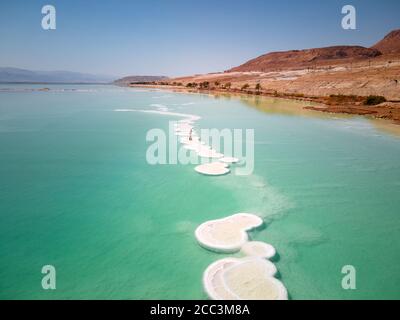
[0, 84, 399, 299]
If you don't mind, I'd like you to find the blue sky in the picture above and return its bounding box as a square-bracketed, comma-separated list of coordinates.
[0, 0, 399, 77]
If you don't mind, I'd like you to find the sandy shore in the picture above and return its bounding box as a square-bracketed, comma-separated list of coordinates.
[128, 83, 400, 125]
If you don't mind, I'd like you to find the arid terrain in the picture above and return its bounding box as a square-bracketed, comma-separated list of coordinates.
[128, 29, 400, 124]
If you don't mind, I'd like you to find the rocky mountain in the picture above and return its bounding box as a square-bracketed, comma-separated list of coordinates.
[372, 29, 400, 54]
[228, 29, 400, 73]
[228, 46, 382, 73]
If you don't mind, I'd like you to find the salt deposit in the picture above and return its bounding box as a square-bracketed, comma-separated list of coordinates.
[176, 131, 192, 137]
[195, 162, 230, 176]
[240, 241, 276, 259]
[116, 106, 238, 176]
[197, 149, 224, 159]
[180, 137, 202, 145]
[219, 157, 239, 164]
[195, 213, 263, 252]
[222, 258, 287, 300]
[183, 144, 202, 151]
[203, 257, 287, 300]
[150, 104, 169, 112]
[202, 258, 241, 300]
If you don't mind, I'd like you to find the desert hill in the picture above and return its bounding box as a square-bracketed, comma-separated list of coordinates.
[132, 29, 400, 123]
[158, 29, 400, 101]
[372, 29, 400, 54]
[228, 46, 381, 73]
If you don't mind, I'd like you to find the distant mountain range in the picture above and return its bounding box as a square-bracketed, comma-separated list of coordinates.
[113, 75, 169, 86]
[0, 67, 115, 83]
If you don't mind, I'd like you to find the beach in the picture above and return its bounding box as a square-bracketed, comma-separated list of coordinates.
[128, 82, 400, 126]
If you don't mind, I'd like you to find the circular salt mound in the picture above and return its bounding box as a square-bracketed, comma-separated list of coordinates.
[195, 213, 263, 252]
[240, 241, 276, 259]
[222, 258, 287, 300]
[183, 143, 201, 151]
[203, 257, 287, 300]
[219, 157, 239, 164]
[197, 149, 224, 159]
[203, 258, 241, 300]
[195, 162, 230, 176]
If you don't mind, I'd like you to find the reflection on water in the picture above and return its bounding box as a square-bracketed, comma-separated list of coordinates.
[211, 92, 400, 138]
[212, 92, 347, 119]
[370, 119, 400, 137]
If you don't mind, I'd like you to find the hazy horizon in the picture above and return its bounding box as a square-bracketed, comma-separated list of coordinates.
[1, 0, 399, 78]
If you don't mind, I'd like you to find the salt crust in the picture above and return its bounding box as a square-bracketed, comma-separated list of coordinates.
[240, 241, 276, 259]
[203, 257, 287, 300]
[194, 162, 230, 176]
[195, 213, 263, 252]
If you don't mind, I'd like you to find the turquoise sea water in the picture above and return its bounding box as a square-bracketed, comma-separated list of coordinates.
[0, 84, 399, 299]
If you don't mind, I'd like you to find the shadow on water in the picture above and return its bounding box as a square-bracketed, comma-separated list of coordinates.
[270, 252, 281, 264]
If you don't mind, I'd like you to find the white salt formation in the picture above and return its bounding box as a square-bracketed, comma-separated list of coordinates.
[240, 241, 276, 259]
[203, 257, 287, 300]
[229, 257, 278, 277]
[197, 213, 288, 300]
[172, 112, 228, 164]
[115, 109, 201, 121]
[222, 259, 287, 300]
[219, 157, 239, 164]
[197, 149, 224, 159]
[202, 258, 241, 300]
[176, 131, 191, 137]
[194, 162, 230, 176]
[183, 144, 201, 151]
[195, 213, 263, 252]
[175, 123, 193, 137]
[150, 104, 169, 112]
[115, 106, 240, 176]
[180, 137, 202, 145]
[166, 109, 238, 173]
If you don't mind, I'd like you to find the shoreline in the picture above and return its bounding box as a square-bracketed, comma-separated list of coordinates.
[127, 84, 400, 125]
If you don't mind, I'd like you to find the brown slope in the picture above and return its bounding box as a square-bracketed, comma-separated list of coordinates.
[228, 46, 381, 73]
[372, 29, 400, 54]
